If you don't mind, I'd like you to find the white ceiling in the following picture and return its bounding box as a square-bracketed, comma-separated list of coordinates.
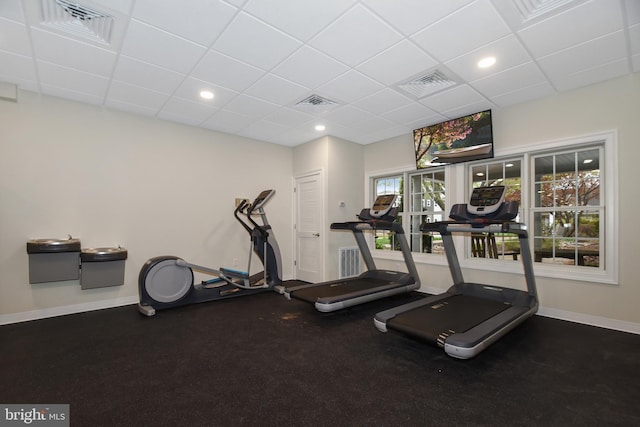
[1, 0, 638, 146]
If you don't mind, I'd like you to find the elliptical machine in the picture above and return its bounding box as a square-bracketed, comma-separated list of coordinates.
[138, 189, 285, 316]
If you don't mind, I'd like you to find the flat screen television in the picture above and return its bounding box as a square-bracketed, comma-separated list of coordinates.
[414, 109, 494, 169]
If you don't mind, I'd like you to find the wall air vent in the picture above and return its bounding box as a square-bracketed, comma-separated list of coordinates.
[41, 0, 114, 45]
[295, 94, 337, 107]
[397, 70, 458, 99]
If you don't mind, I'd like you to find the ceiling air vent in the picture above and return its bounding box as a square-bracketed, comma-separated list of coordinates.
[513, 0, 578, 22]
[398, 70, 457, 99]
[295, 94, 337, 107]
[41, 0, 114, 45]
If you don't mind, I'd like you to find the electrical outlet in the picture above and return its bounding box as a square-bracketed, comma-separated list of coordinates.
[235, 198, 247, 207]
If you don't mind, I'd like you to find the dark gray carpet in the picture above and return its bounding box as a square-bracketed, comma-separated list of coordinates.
[1, 291, 639, 426]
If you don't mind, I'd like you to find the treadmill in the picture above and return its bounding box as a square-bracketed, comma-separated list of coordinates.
[374, 186, 538, 359]
[285, 194, 420, 312]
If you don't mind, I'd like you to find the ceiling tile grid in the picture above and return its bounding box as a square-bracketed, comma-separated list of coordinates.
[0, 0, 637, 146]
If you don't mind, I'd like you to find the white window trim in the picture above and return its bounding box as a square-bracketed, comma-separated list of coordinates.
[461, 130, 618, 284]
[365, 129, 618, 285]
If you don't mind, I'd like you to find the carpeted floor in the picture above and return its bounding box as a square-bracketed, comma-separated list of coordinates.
[1, 291, 639, 426]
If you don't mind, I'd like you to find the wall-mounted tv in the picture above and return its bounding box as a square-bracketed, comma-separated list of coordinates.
[414, 109, 494, 169]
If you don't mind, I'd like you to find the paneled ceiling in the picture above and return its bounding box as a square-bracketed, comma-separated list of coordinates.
[1, 0, 638, 146]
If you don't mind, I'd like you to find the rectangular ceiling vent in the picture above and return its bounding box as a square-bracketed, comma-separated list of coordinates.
[295, 94, 337, 107]
[41, 0, 114, 45]
[397, 70, 457, 99]
[513, 0, 578, 23]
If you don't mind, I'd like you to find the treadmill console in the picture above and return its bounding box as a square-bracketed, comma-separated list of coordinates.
[370, 194, 398, 218]
[467, 186, 506, 215]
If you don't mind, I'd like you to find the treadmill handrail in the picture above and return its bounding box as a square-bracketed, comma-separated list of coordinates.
[331, 220, 404, 233]
[421, 221, 528, 236]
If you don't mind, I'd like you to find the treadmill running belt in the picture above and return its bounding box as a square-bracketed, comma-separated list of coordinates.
[291, 278, 392, 303]
[387, 294, 511, 345]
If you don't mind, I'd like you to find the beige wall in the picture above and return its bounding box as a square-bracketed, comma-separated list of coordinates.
[292, 136, 364, 280]
[0, 91, 294, 321]
[364, 73, 640, 328]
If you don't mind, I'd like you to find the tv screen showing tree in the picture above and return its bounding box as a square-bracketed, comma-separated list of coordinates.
[414, 110, 494, 169]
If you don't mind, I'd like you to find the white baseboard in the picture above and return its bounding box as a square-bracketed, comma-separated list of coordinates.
[2, 292, 639, 335]
[0, 296, 139, 326]
[536, 306, 640, 334]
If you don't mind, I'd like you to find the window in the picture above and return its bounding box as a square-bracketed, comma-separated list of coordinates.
[408, 169, 446, 253]
[369, 131, 616, 284]
[372, 175, 402, 251]
[470, 159, 522, 260]
[531, 147, 601, 268]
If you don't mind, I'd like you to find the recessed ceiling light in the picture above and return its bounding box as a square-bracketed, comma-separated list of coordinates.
[478, 56, 496, 68]
[476, 172, 485, 176]
[200, 90, 214, 100]
[506, 163, 514, 168]
[583, 159, 593, 164]
[315, 124, 326, 131]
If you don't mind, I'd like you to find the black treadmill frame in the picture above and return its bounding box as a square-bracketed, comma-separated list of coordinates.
[285, 216, 420, 312]
[374, 205, 538, 359]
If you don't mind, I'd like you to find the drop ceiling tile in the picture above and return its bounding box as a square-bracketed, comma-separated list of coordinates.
[173, 77, 238, 108]
[272, 46, 349, 89]
[0, 51, 37, 85]
[121, 20, 206, 74]
[442, 101, 495, 121]
[112, 56, 185, 94]
[316, 70, 384, 104]
[202, 109, 253, 134]
[158, 97, 218, 126]
[490, 82, 555, 107]
[0, 0, 25, 21]
[352, 88, 413, 115]
[245, 74, 309, 105]
[347, 115, 397, 134]
[107, 80, 169, 111]
[41, 84, 105, 106]
[537, 32, 628, 82]
[357, 40, 438, 86]
[412, 0, 510, 62]
[471, 62, 547, 99]
[132, 0, 237, 46]
[190, 50, 263, 93]
[517, 0, 625, 57]
[362, 0, 474, 36]
[244, 0, 356, 42]
[418, 84, 488, 114]
[37, 60, 109, 98]
[223, 94, 280, 119]
[105, 98, 159, 117]
[0, 18, 31, 56]
[309, 4, 403, 67]
[322, 105, 372, 126]
[445, 35, 532, 82]
[213, 12, 301, 70]
[550, 58, 631, 91]
[381, 103, 439, 125]
[262, 107, 315, 127]
[91, 0, 134, 15]
[31, 28, 117, 77]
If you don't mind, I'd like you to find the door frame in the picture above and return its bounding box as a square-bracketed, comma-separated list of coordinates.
[292, 169, 325, 282]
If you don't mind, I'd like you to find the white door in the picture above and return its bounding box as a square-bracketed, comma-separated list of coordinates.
[294, 172, 324, 283]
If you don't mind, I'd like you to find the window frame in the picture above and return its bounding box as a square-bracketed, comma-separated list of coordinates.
[366, 130, 618, 285]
